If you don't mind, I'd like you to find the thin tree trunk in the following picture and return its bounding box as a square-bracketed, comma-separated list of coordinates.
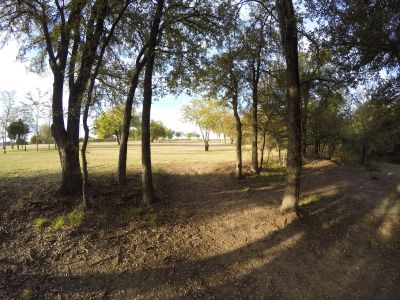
[232, 92, 243, 179]
[259, 125, 267, 172]
[81, 102, 90, 209]
[141, 0, 164, 206]
[301, 86, 309, 160]
[276, 0, 302, 214]
[118, 54, 146, 185]
[251, 85, 259, 173]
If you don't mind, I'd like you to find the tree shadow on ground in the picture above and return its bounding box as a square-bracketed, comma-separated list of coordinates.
[1, 162, 399, 299]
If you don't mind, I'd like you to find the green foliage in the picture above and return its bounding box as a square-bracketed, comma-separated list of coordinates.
[150, 120, 167, 142]
[34, 217, 50, 229]
[182, 98, 225, 142]
[7, 119, 30, 145]
[93, 106, 125, 142]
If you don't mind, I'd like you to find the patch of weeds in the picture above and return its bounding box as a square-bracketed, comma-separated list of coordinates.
[244, 186, 251, 192]
[1, 212, 9, 222]
[20, 192, 34, 204]
[299, 193, 335, 206]
[66, 210, 84, 227]
[34, 217, 50, 229]
[51, 216, 65, 230]
[51, 210, 85, 230]
[146, 213, 158, 225]
[96, 212, 109, 225]
[119, 207, 141, 223]
[300, 193, 323, 206]
[21, 288, 33, 299]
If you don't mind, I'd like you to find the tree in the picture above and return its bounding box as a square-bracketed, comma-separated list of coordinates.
[7, 119, 29, 150]
[306, 0, 400, 83]
[27, 89, 48, 152]
[276, 0, 302, 215]
[150, 120, 167, 142]
[0, 0, 129, 194]
[0, 90, 16, 154]
[166, 129, 175, 140]
[141, 0, 165, 206]
[93, 106, 126, 144]
[182, 98, 221, 151]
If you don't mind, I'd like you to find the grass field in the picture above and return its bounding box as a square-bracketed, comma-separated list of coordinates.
[0, 140, 254, 178]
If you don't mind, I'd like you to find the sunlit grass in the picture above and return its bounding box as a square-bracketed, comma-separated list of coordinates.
[300, 193, 336, 206]
[0, 141, 257, 178]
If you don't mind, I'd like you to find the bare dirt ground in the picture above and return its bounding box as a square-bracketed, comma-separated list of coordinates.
[1, 160, 399, 299]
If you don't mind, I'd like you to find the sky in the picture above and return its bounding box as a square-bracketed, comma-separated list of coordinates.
[0, 40, 199, 136]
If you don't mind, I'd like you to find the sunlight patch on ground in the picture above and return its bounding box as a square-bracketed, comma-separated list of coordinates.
[374, 192, 400, 240]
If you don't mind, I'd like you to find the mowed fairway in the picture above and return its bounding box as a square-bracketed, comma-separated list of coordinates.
[0, 141, 251, 178]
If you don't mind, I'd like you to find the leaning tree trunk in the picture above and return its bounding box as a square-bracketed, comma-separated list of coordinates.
[232, 92, 243, 179]
[141, 0, 164, 206]
[118, 54, 146, 186]
[276, 0, 302, 215]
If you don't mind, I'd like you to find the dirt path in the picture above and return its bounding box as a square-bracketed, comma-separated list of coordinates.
[1, 161, 399, 299]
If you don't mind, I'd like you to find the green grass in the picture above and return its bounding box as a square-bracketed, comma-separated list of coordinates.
[21, 288, 33, 299]
[0, 141, 260, 178]
[33, 217, 50, 229]
[66, 210, 85, 226]
[50, 210, 85, 230]
[51, 216, 66, 230]
[300, 193, 336, 206]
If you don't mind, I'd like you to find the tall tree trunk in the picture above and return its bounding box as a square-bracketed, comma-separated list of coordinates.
[251, 85, 259, 173]
[276, 0, 302, 214]
[81, 102, 90, 209]
[141, 0, 165, 206]
[232, 92, 243, 179]
[118, 55, 146, 186]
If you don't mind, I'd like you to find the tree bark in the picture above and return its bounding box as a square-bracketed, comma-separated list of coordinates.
[81, 102, 90, 209]
[251, 82, 259, 173]
[141, 0, 165, 206]
[301, 85, 309, 160]
[276, 0, 302, 214]
[204, 140, 209, 151]
[259, 125, 267, 172]
[118, 53, 146, 185]
[232, 92, 243, 179]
